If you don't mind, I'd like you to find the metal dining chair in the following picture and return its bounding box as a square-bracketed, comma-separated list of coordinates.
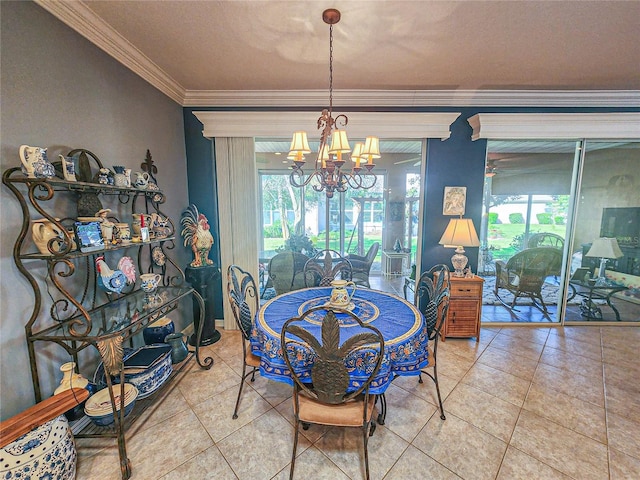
[303, 249, 353, 287]
[281, 306, 384, 480]
[226, 265, 261, 419]
[415, 263, 451, 420]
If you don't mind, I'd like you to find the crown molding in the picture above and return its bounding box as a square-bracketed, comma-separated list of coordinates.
[35, 1, 640, 109]
[193, 112, 461, 140]
[184, 89, 640, 108]
[468, 113, 640, 140]
[35, 0, 185, 104]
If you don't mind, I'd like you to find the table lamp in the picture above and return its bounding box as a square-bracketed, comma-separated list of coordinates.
[585, 237, 623, 286]
[439, 218, 480, 277]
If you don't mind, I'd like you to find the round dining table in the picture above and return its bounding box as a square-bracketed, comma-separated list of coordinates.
[249, 286, 429, 394]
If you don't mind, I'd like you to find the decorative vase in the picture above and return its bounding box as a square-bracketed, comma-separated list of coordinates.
[54, 362, 90, 395]
[143, 316, 175, 345]
[165, 333, 189, 364]
[0, 415, 77, 480]
[54, 361, 95, 420]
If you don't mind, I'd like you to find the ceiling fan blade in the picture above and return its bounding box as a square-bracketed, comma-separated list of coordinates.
[394, 157, 421, 165]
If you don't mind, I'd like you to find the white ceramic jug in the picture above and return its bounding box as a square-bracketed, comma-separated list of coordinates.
[32, 219, 72, 255]
[133, 172, 150, 189]
[19, 145, 55, 179]
[329, 279, 356, 307]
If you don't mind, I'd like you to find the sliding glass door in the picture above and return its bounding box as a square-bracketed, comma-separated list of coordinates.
[479, 139, 640, 324]
[479, 140, 575, 323]
[564, 141, 640, 323]
[256, 139, 423, 295]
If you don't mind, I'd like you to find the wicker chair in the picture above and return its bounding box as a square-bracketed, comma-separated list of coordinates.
[281, 306, 384, 480]
[494, 247, 563, 312]
[347, 242, 379, 288]
[527, 232, 565, 250]
[227, 265, 261, 419]
[267, 251, 309, 295]
[303, 249, 353, 287]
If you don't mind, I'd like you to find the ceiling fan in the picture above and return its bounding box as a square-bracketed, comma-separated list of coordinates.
[485, 160, 498, 177]
[393, 156, 422, 166]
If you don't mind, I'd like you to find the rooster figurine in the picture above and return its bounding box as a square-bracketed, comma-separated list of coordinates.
[96, 255, 136, 294]
[180, 204, 214, 268]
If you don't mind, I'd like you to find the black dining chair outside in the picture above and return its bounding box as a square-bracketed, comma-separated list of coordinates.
[227, 265, 262, 419]
[303, 249, 353, 287]
[281, 306, 384, 480]
[416, 264, 451, 420]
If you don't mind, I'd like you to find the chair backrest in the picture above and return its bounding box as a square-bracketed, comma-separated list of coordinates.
[527, 232, 565, 250]
[281, 306, 384, 405]
[506, 247, 563, 278]
[267, 251, 309, 294]
[303, 249, 353, 287]
[365, 242, 380, 265]
[414, 264, 451, 340]
[227, 265, 259, 340]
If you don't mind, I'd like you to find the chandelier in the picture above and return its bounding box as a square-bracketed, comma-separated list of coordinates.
[288, 8, 380, 199]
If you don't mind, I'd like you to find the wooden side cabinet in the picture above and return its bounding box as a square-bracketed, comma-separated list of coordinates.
[441, 275, 484, 341]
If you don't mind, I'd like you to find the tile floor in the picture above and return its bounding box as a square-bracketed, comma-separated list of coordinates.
[76, 320, 640, 479]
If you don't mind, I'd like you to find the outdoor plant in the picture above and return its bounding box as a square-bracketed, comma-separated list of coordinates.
[488, 212, 499, 224]
[509, 213, 524, 224]
[537, 213, 553, 224]
[278, 233, 317, 256]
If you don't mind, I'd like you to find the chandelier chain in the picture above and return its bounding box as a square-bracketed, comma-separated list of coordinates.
[328, 23, 334, 115]
[288, 8, 378, 198]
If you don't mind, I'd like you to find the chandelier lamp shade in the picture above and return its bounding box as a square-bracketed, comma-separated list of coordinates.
[585, 237, 623, 286]
[288, 8, 379, 198]
[439, 217, 481, 277]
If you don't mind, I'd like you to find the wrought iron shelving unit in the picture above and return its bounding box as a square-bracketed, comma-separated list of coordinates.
[2, 150, 213, 480]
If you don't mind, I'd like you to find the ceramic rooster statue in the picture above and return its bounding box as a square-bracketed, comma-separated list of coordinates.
[96, 256, 136, 294]
[181, 204, 214, 268]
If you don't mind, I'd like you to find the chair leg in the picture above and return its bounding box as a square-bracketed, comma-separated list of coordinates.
[432, 364, 446, 420]
[376, 394, 386, 425]
[289, 420, 300, 480]
[419, 368, 446, 420]
[363, 421, 371, 480]
[232, 363, 248, 419]
[233, 365, 258, 419]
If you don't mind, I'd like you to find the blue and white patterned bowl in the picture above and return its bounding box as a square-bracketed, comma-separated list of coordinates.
[93, 344, 173, 399]
[84, 383, 138, 426]
[0, 414, 76, 479]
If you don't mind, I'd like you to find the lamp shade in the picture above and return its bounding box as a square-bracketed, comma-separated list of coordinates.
[289, 131, 311, 154]
[439, 218, 480, 247]
[351, 142, 364, 167]
[361, 136, 381, 158]
[586, 237, 623, 259]
[329, 130, 351, 154]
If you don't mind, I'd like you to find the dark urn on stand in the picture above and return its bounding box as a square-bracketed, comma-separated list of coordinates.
[181, 204, 220, 345]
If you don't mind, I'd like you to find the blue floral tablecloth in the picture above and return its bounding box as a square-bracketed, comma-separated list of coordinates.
[250, 287, 429, 394]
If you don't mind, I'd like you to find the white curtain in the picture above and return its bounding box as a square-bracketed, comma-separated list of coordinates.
[214, 137, 260, 329]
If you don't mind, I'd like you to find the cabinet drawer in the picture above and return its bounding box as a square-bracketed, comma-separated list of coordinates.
[450, 300, 480, 316]
[447, 321, 477, 336]
[450, 283, 483, 298]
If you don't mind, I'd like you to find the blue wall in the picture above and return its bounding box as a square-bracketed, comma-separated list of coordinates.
[183, 105, 638, 318]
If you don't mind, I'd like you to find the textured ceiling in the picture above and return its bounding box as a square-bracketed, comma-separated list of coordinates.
[49, 0, 640, 94]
